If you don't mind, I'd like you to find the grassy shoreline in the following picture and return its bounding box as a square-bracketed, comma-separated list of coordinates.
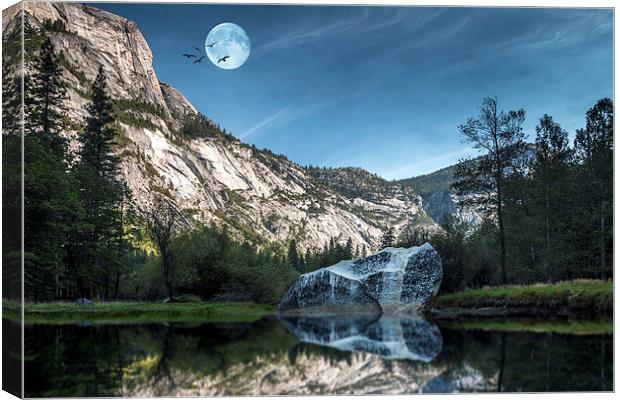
[3, 280, 612, 324]
[4, 301, 276, 324]
[429, 279, 612, 318]
[438, 318, 613, 335]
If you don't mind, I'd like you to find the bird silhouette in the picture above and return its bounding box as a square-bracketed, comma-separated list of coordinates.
[193, 55, 207, 64]
[193, 46, 202, 54]
[206, 41, 218, 48]
[182, 53, 196, 58]
[217, 55, 230, 64]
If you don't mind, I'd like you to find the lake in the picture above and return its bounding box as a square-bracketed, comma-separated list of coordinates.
[16, 315, 613, 396]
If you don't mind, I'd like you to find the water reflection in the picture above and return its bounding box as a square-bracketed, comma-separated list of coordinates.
[279, 313, 442, 362]
[18, 317, 613, 397]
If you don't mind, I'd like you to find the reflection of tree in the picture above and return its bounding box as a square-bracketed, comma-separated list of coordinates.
[497, 332, 506, 392]
[24, 321, 614, 396]
[150, 325, 176, 395]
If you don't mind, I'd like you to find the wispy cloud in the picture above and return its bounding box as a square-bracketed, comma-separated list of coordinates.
[438, 9, 612, 76]
[382, 146, 477, 180]
[238, 101, 300, 139]
[254, 7, 445, 56]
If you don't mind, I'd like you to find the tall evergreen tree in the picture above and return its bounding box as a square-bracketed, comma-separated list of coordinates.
[2, 30, 24, 300]
[26, 37, 68, 159]
[287, 239, 302, 272]
[22, 35, 82, 300]
[73, 65, 125, 297]
[572, 98, 613, 279]
[533, 115, 571, 282]
[452, 97, 526, 284]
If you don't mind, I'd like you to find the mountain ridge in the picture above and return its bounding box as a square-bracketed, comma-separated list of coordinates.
[4, 1, 456, 251]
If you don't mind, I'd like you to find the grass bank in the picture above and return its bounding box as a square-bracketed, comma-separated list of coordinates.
[439, 318, 613, 335]
[429, 279, 612, 319]
[4, 301, 275, 324]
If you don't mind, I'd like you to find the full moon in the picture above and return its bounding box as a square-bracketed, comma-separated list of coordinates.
[205, 23, 251, 70]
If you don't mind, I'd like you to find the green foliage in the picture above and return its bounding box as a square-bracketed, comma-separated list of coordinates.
[166, 225, 299, 304]
[302, 237, 356, 273]
[57, 51, 89, 85]
[380, 227, 396, 248]
[179, 112, 229, 139]
[21, 301, 274, 324]
[429, 97, 614, 290]
[432, 280, 613, 316]
[21, 35, 84, 301]
[440, 318, 612, 335]
[2, 32, 24, 300]
[41, 18, 70, 34]
[398, 164, 459, 195]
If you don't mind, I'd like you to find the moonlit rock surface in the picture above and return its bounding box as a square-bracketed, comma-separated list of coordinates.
[278, 243, 442, 314]
[279, 314, 443, 362]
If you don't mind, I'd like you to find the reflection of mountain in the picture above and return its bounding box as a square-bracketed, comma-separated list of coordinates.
[279, 314, 443, 362]
[22, 317, 613, 397]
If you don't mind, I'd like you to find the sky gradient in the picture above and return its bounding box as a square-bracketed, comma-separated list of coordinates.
[89, 3, 613, 180]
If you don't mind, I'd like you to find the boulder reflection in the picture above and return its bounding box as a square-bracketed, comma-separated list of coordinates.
[278, 313, 443, 362]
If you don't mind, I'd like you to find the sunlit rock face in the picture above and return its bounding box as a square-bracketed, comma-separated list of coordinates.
[278, 243, 442, 314]
[2, 2, 441, 253]
[279, 314, 443, 362]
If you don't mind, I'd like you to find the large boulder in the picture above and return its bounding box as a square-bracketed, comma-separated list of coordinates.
[278, 243, 442, 314]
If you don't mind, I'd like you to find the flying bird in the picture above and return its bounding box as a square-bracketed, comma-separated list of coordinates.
[217, 55, 230, 64]
[206, 41, 218, 48]
[182, 53, 196, 58]
[193, 56, 207, 64]
[193, 46, 202, 54]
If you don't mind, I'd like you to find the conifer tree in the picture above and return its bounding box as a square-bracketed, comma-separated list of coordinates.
[533, 115, 571, 282]
[287, 239, 301, 272]
[22, 36, 81, 300]
[381, 227, 395, 249]
[572, 98, 613, 279]
[73, 66, 125, 297]
[26, 37, 68, 159]
[452, 97, 526, 284]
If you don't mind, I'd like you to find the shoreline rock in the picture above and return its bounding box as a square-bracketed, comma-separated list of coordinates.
[278, 243, 443, 315]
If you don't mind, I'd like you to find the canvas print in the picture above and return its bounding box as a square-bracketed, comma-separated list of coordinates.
[1, 1, 614, 397]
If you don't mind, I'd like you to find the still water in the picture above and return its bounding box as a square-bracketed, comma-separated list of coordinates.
[21, 315, 612, 396]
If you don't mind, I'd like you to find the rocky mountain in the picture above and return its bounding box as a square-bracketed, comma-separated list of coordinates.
[3, 1, 442, 252]
[308, 167, 437, 233]
[398, 164, 484, 226]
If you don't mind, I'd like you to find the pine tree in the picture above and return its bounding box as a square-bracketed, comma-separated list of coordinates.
[2, 32, 24, 300]
[381, 227, 395, 249]
[452, 97, 526, 284]
[287, 239, 301, 272]
[572, 98, 613, 279]
[533, 115, 571, 282]
[22, 36, 82, 301]
[73, 66, 125, 298]
[344, 238, 354, 260]
[26, 37, 68, 159]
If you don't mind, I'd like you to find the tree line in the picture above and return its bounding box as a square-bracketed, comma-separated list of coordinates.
[431, 97, 613, 292]
[3, 23, 612, 302]
[4, 25, 133, 301]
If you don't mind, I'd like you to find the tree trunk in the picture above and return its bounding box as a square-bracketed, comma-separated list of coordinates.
[600, 201, 606, 280]
[497, 178, 507, 284]
[162, 249, 174, 298]
[545, 187, 552, 283]
[498, 332, 506, 392]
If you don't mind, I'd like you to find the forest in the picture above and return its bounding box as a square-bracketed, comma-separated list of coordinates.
[2, 22, 613, 304]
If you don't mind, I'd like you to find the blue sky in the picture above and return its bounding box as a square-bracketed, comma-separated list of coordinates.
[89, 3, 613, 180]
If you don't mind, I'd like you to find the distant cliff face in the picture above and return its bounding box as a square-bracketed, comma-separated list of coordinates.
[4, 2, 441, 251]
